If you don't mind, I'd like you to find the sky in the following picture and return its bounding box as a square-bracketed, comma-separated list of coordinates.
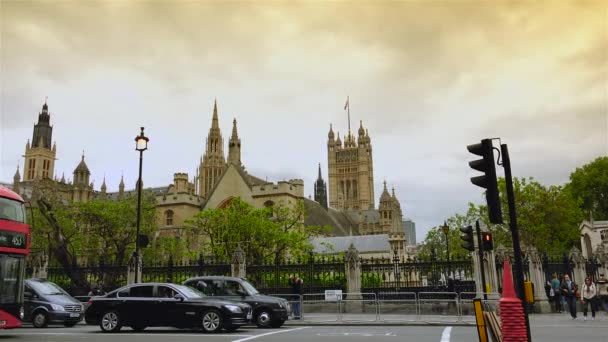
[1, 0, 607, 242]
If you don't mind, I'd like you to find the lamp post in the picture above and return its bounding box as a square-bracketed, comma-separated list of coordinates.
[134, 127, 148, 283]
[441, 221, 451, 278]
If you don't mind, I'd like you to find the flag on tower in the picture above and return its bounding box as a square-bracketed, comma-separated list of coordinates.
[344, 96, 349, 111]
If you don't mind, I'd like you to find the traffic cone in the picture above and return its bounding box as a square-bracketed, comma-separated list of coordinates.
[499, 258, 528, 342]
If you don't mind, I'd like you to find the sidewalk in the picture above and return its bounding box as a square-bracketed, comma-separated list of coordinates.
[283, 311, 608, 327]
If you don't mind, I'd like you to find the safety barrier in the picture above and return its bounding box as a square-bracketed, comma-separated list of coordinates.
[268, 291, 491, 323]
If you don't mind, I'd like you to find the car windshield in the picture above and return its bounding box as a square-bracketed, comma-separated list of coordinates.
[28, 280, 68, 295]
[174, 284, 206, 298]
[241, 279, 259, 295]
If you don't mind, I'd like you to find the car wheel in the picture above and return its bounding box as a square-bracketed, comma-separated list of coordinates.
[32, 311, 48, 328]
[100, 311, 122, 333]
[270, 319, 285, 328]
[201, 309, 223, 333]
[63, 321, 78, 327]
[255, 310, 273, 328]
[131, 325, 146, 332]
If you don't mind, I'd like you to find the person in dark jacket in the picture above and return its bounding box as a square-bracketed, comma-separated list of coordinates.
[560, 274, 578, 319]
[289, 276, 303, 319]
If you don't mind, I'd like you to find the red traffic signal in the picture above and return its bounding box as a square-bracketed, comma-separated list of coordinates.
[481, 232, 493, 251]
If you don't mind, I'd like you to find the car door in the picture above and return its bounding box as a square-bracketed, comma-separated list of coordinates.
[154, 285, 184, 327]
[123, 285, 155, 327]
[23, 284, 37, 322]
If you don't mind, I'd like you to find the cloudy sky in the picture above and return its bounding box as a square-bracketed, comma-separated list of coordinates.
[1, 0, 606, 241]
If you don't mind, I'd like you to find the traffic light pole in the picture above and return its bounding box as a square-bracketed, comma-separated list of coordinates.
[475, 220, 487, 301]
[501, 143, 531, 342]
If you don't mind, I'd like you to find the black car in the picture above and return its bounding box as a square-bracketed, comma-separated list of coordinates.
[24, 278, 84, 328]
[85, 282, 252, 333]
[183, 276, 290, 328]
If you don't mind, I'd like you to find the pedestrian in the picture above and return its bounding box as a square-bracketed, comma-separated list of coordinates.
[289, 276, 303, 319]
[581, 277, 597, 321]
[550, 273, 562, 313]
[560, 274, 578, 319]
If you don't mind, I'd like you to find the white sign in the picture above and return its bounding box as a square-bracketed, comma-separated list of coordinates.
[324, 289, 343, 301]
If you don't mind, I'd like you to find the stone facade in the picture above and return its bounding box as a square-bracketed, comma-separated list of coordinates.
[327, 121, 374, 210]
[326, 119, 407, 256]
[580, 220, 608, 259]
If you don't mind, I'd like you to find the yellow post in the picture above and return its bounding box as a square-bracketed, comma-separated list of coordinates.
[473, 298, 488, 342]
[485, 283, 491, 294]
[524, 281, 534, 304]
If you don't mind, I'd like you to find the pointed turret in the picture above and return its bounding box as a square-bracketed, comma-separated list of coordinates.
[212, 98, 219, 129]
[60, 172, 65, 183]
[335, 132, 342, 148]
[118, 175, 125, 198]
[380, 181, 391, 203]
[13, 164, 21, 193]
[101, 176, 107, 194]
[314, 163, 328, 209]
[73, 153, 91, 186]
[228, 118, 241, 166]
[198, 99, 227, 197]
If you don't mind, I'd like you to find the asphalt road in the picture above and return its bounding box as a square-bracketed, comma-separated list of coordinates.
[2, 313, 607, 342]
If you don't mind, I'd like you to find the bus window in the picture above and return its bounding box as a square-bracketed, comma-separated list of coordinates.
[0, 197, 25, 223]
[0, 255, 24, 305]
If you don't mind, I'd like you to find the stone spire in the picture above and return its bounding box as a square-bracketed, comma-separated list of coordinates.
[314, 163, 328, 209]
[228, 118, 241, 166]
[118, 174, 125, 198]
[12, 163, 20, 193]
[198, 99, 227, 197]
[101, 176, 107, 194]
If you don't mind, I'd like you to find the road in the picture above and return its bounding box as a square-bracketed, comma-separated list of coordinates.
[2, 313, 607, 342]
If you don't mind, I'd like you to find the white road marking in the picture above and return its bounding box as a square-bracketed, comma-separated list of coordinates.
[232, 327, 309, 342]
[440, 327, 452, 342]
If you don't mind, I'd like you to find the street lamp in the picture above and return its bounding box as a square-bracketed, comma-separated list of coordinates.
[134, 127, 148, 283]
[441, 221, 451, 278]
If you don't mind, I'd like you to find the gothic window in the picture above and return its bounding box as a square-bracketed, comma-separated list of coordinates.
[263, 200, 275, 208]
[165, 210, 174, 226]
[346, 180, 351, 199]
[353, 180, 358, 198]
[339, 181, 344, 196]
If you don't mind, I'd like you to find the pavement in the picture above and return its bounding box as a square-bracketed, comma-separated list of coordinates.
[2, 312, 607, 341]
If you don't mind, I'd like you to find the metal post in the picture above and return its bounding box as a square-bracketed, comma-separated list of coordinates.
[501, 143, 531, 341]
[135, 149, 143, 283]
[446, 231, 451, 278]
[476, 220, 487, 300]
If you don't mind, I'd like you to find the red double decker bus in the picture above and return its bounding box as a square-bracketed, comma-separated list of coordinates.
[0, 186, 30, 329]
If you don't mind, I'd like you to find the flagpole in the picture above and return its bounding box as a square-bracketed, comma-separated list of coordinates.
[347, 96, 351, 133]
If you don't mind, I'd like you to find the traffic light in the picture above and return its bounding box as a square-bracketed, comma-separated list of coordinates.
[138, 234, 149, 248]
[481, 232, 494, 251]
[460, 225, 475, 251]
[467, 139, 503, 224]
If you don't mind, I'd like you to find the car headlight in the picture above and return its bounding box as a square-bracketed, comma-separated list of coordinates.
[50, 304, 65, 311]
[224, 304, 242, 313]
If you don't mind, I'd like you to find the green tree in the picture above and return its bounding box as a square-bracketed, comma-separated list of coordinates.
[566, 156, 608, 220]
[183, 197, 327, 264]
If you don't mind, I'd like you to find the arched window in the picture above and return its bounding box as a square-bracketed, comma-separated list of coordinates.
[165, 210, 174, 226]
[263, 200, 275, 208]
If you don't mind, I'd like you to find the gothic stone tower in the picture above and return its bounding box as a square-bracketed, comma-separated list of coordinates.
[327, 121, 374, 210]
[198, 100, 227, 197]
[314, 163, 328, 209]
[228, 118, 241, 166]
[23, 101, 57, 181]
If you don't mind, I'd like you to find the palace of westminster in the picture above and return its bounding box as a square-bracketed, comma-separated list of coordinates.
[7, 101, 413, 257]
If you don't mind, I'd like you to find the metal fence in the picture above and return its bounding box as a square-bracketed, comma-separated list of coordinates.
[247, 255, 346, 295]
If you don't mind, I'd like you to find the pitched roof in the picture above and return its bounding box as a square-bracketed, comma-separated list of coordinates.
[303, 198, 359, 236]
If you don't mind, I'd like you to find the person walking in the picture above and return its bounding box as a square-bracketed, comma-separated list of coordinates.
[561, 274, 578, 319]
[289, 276, 304, 319]
[550, 273, 562, 313]
[581, 277, 597, 321]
